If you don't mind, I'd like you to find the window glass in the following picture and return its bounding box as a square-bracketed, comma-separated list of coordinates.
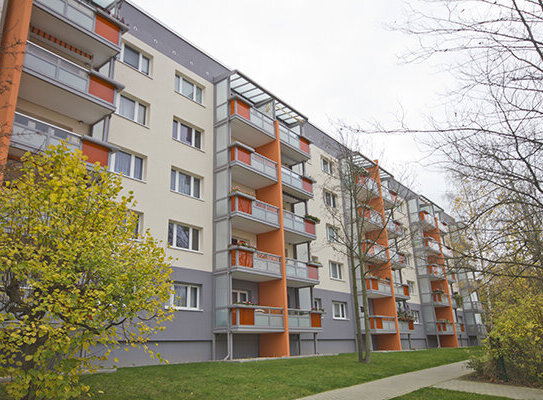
[141, 56, 150, 74]
[174, 284, 187, 308]
[168, 222, 174, 245]
[123, 45, 140, 69]
[194, 130, 201, 149]
[179, 172, 191, 195]
[115, 151, 131, 176]
[193, 178, 200, 198]
[195, 86, 203, 103]
[176, 225, 190, 249]
[170, 170, 176, 191]
[133, 156, 143, 180]
[172, 120, 178, 139]
[181, 124, 192, 144]
[192, 228, 199, 251]
[137, 104, 146, 125]
[182, 79, 194, 99]
[119, 96, 135, 120]
[190, 286, 198, 308]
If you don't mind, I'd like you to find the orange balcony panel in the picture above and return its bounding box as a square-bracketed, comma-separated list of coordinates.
[408, 320, 414, 330]
[231, 195, 252, 214]
[231, 308, 255, 325]
[230, 99, 251, 120]
[299, 137, 310, 154]
[230, 146, 252, 165]
[311, 312, 322, 328]
[305, 220, 316, 235]
[307, 265, 319, 280]
[82, 139, 108, 166]
[302, 177, 313, 193]
[231, 249, 253, 268]
[89, 75, 114, 104]
[403, 285, 410, 296]
[94, 14, 120, 45]
[375, 318, 383, 329]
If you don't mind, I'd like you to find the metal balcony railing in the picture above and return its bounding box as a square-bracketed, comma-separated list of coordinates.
[230, 195, 280, 226]
[363, 207, 383, 227]
[229, 305, 284, 329]
[281, 167, 313, 196]
[285, 258, 319, 281]
[230, 247, 281, 276]
[394, 283, 410, 298]
[362, 276, 392, 295]
[390, 251, 408, 268]
[362, 315, 397, 333]
[424, 238, 441, 253]
[386, 219, 403, 236]
[361, 241, 388, 263]
[230, 145, 278, 180]
[287, 309, 322, 329]
[358, 176, 380, 196]
[420, 212, 436, 228]
[283, 210, 315, 237]
[230, 100, 275, 137]
[279, 124, 310, 156]
[399, 320, 415, 332]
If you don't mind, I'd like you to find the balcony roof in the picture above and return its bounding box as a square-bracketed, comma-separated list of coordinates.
[351, 152, 394, 181]
[229, 71, 307, 126]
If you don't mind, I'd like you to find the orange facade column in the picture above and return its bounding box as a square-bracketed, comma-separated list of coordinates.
[0, 0, 33, 180]
[255, 120, 289, 357]
[366, 162, 401, 350]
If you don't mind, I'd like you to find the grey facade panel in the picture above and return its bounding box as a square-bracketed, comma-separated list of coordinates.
[314, 339, 356, 354]
[304, 123, 345, 159]
[233, 334, 259, 359]
[314, 288, 355, 340]
[119, 2, 230, 83]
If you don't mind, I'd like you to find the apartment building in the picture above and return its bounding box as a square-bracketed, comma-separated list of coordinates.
[0, 0, 486, 367]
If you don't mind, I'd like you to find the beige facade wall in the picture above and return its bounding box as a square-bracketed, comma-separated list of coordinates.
[108, 34, 214, 273]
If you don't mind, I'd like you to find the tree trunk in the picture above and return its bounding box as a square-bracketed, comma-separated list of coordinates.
[350, 251, 365, 363]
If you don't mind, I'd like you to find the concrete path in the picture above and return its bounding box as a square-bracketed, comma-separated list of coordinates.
[298, 360, 471, 400]
[434, 379, 543, 400]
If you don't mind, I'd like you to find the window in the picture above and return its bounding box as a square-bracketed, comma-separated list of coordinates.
[232, 290, 249, 303]
[111, 151, 144, 180]
[321, 157, 333, 174]
[168, 283, 200, 310]
[122, 44, 150, 75]
[131, 211, 143, 237]
[407, 280, 416, 295]
[172, 120, 202, 149]
[330, 261, 343, 280]
[313, 298, 322, 310]
[324, 191, 337, 208]
[326, 225, 339, 242]
[175, 75, 203, 104]
[170, 169, 201, 199]
[118, 95, 147, 125]
[412, 310, 420, 324]
[332, 301, 347, 320]
[168, 222, 200, 251]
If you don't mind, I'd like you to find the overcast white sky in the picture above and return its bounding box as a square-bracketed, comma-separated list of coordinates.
[130, 0, 455, 210]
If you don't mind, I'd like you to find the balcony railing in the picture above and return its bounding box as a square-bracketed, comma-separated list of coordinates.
[363, 315, 397, 333]
[390, 251, 408, 268]
[363, 276, 392, 296]
[230, 194, 280, 226]
[464, 301, 485, 313]
[230, 143, 278, 180]
[438, 220, 450, 234]
[35, 0, 122, 46]
[230, 247, 281, 276]
[24, 41, 115, 105]
[456, 323, 465, 333]
[287, 309, 322, 330]
[386, 220, 403, 236]
[432, 292, 450, 307]
[394, 283, 410, 299]
[399, 320, 415, 333]
[230, 99, 275, 137]
[362, 207, 383, 228]
[279, 124, 310, 156]
[281, 167, 313, 197]
[283, 210, 316, 237]
[466, 323, 487, 336]
[285, 258, 319, 282]
[427, 264, 445, 279]
[382, 186, 397, 206]
[230, 305, 284, 330]
[436, 321, 455, 334]
[12, 112, 82, 152]
[442, 246, 453, 258]
[424, 238, 441, 254]
[357, 176, 380, 197]
[420, 211, 436, 229]
[361, 241, 388, 263]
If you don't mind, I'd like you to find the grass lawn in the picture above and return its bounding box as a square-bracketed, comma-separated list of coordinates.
[391, 387, 513, 399]
[76, 347, 478, 400]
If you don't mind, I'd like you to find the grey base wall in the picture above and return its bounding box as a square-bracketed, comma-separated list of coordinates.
[401, 337, 427, 350]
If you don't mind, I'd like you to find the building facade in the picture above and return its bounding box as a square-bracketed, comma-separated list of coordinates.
[0, 0, 486, 367]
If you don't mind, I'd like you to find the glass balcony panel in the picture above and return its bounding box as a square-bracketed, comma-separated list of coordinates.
[283, 210, 306, 233]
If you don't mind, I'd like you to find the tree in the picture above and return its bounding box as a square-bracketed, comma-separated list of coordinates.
[0, 145, 173, 400]
[318, 128, 412, 363]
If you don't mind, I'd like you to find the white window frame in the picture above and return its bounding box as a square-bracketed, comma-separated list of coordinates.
[407, 280, 416, 295]
[121, 43, 151, 75]
[324, 190, 337, 208]
[412, 310, 420, 324]
[332, 301, 347, 320]
[232, 290, 249, 303]
[175, 74, 203, 104]
[168, 222, 200, 252]
[313, 298, 322, 309]
[329, 261, 343, 280]
[110, 151, 144, 180]
[118, 94, 148, 125]
[131, 211, 143, 237]
[326, 225, 339, 243]
[169, 282, 200, 310]
[170, 169, 201, 199]
[321, 157, 333, 174]
[172, 119, 202, 149]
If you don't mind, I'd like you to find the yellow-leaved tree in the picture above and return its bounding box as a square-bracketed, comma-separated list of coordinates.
[0, 144, 173, 400]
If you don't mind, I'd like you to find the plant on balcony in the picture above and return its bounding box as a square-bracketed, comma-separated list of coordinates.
[303, 214, 320, 224]
[397, 310, 415, 321]
[453, 293, 463, 307]
[311, 307, 324, 313]
[436, 319, 451, 324]
[432, 288, 445, 295]
[234, 240, 257, 251]
[233, 300, 258, 306]
[228, 187, 253, 197]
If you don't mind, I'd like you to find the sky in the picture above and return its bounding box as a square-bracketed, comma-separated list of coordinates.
[130, 0, 456, 211]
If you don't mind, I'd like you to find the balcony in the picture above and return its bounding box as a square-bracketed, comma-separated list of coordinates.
[464, 301, 485, 313]
[361, 315, 397, 334]
[399, 320, 416, 333]
[279, 124, 310, 165]
[466, 323, 487, 337]
[438, 220, 450, 234]
[229, 305, 284, 333]
[359, 207, 383, 232]
[382, 187, 397, 209]
[436, 321, 455, 335]
[456, 323, 465, 334]
[281, 167, 313, 200]
[386, 219, 404, 238]
[230, 99, 275, 148]
[11, 112, 114, 165]
[283, 210, 316, 244]
[357, 176, 380, 200]
[390, 251, 408, 270]
[419, 211, 436, 231]
[287, 309, 322, 333]
[361, 276, 392, 298]
[432, 292, 450, 307]
[229, 246, 282, 282]
[394, 283, 410, 301]
[230, 193, 280, 233]
[451, 297, 459, 308]
[427, 264, 445, 280]
[285, 258, 320, 287]
[229, 143, 278, 189]
[361, 241, 389, 264]
[442, 246, 453, 258]
[20, 41, 120, 125]
[32, 0, 127, 68]
[423, 238, 441, 255]
[447, 272, 456, 283]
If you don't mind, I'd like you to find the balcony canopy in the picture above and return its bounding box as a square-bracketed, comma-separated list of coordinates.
[229, 71, 307, 126]
[351, 152, 394, 181]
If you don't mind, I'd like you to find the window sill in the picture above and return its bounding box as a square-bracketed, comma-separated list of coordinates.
[169, 307, 204, 312]
[332, 317, 349, 321]
[118, 60, 153, 80]
[172, 137, 205, 154]
[174, 90, 206, 108]
[114, 112, 150, 129]
[170, 190, 205, 202]
[110, 171, 147, 184]
[329, 277, 345, 282]
[167, 246, 203, 255]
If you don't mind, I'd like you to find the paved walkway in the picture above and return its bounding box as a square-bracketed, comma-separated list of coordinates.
[435, 379, 543, 400]
[298, 361, 471, 400]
